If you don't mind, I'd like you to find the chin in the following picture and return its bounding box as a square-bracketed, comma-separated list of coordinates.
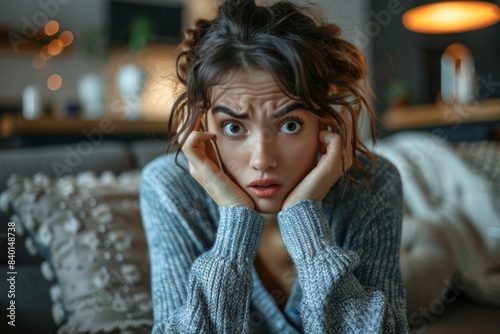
[253, 198, 283, 214]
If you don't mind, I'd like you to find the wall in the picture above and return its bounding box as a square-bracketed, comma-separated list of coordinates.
[0, 0, 107, 114]
[0, 0, 370, 117]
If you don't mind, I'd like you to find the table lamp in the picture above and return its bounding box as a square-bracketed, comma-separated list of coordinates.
[402, 1, 500, 106]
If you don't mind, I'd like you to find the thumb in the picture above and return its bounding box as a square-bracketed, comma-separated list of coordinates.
[319, 130, 335, 153]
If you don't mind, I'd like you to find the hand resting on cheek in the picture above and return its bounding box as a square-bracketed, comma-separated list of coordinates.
[181, 129, 255, 210]
[282, 114, 354, 210]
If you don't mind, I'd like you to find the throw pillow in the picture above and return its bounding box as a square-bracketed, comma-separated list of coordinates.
[1, 171, 153, 334]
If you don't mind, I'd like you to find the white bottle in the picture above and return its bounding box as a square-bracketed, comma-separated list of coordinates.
[22, 85, 42, 120]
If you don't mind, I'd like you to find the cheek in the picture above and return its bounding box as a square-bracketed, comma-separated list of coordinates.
[282, 118, 320, 164]
[281, 136, 318, 171]
[216, 140, 247, 180]
[204, 116, 244, 177]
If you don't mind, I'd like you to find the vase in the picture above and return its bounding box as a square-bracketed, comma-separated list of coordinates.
[77, 73, 106, 119]
[116, 63, 146, 120]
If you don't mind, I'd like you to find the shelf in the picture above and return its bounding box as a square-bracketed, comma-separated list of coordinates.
[0, 113, 169, 138]
[382, 99, 500, 131]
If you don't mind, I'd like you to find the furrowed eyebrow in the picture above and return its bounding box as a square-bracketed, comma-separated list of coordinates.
[271, 103, 306, 118]
[212, 103, 306, 119]
[212, 106, 249, 119]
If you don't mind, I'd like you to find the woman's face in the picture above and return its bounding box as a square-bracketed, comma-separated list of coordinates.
[205, 70, 322, 214]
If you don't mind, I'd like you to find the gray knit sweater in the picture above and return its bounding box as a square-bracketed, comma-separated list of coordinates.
[140, 150, 409, 333]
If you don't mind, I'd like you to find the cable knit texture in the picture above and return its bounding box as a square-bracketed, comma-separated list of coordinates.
[139, 150, 409, 334]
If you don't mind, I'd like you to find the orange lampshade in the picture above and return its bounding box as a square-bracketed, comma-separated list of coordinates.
[403, 1, 500, 34]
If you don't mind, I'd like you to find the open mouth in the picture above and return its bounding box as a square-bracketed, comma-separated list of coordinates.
[248, 184, 281, 197]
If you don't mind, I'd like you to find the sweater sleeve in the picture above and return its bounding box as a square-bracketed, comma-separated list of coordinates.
[277, 162, 409, 333]
[140, 160, 264, 334]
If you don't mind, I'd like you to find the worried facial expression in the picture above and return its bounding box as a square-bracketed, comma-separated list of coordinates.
[204, 70, 322, 214]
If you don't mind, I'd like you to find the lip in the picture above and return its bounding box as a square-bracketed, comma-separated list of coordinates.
[248, 178, 282, 198]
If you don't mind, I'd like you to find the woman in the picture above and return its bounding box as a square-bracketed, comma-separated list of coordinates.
[140, 0, 409, 333]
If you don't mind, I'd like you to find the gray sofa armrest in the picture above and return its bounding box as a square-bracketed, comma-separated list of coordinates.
[130, 139, 168, 169]
[0, 141, 134, 193]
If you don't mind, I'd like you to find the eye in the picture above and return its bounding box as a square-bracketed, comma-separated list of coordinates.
[279, 117, 303, 135]
[221, 121, 245, 136]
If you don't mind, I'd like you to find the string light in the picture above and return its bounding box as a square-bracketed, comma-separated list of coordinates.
[47, 74, 62, 91]
[59, 31, 74, 46]
[45, 21, 60, 36]
[48, 39, 64, 56]
[31, 22, 74, 89]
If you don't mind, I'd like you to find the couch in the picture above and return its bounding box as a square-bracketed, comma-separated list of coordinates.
[0, 139, 498, 334]
[0, 140, 165, 334]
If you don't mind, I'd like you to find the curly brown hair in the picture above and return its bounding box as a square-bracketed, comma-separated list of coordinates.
[167, 0, 376, 179]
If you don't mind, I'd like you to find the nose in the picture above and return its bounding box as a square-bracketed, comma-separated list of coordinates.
[248, 131, 277, 172]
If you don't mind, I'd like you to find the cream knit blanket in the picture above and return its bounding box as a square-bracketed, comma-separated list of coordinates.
[372, 131, 500, 307]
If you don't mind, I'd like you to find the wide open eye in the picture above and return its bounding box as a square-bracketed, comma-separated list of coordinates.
[221, 121, 245, 137]
[279, 118, 303, 135]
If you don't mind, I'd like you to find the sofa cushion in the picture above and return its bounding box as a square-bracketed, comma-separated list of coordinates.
[0, 141, 134, 194]
[0, 141, 135, 267]
[1, 171, 152, 333]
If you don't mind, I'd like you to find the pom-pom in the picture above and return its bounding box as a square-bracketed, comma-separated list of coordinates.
[25, 237, 39, 256]
[41, 261, 55, 281]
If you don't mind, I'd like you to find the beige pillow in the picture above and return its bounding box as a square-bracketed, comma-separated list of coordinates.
[2, 171, 152, 334]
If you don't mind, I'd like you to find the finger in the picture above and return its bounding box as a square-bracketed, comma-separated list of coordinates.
[319, 128, 341, 147]
[318, 119, 335, 154]
[319, 118, 337, 132]
[318, 131, 342, 166]
[177, 116, 203, 144]
[182, 131, 217, 166]
[183, 130, 216, 150]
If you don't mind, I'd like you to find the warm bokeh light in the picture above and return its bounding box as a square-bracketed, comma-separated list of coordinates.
[48, 39, 64, 56]
[47, 74, 62, 91]
[59, 31, 74, 46]
[39, 45, 52, 61]
[45, 20, 59, 36]
[403, 1, 500, 34]
[32, 54, 47, 69]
